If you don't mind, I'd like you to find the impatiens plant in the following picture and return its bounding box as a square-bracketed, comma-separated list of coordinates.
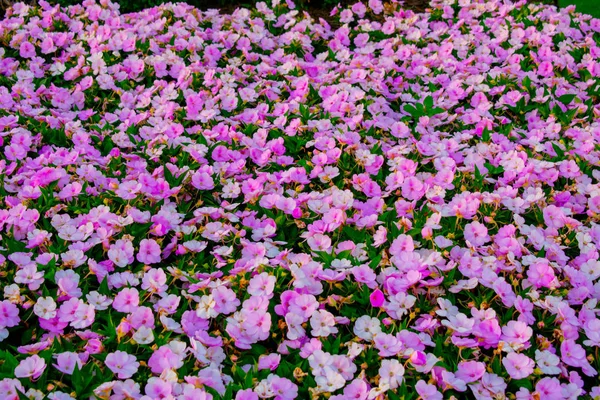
[1, 0, 600, 398]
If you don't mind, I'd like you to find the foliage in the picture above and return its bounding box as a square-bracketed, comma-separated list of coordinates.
[0, 0, 600, 399]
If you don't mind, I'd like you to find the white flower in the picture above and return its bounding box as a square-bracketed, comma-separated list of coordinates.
[379, 359, 405, 390]
[86, 291, 112, 310]
[196, 295, 218, 319]
[132, 326, 154, 345]
[315, 368, 345, 392]
[535, 350, 561, 375]
[353, 315, 382, 342]
[254, 379, 274, 399]
[33, 297, 57, 320]
[310, 310, 338, 337]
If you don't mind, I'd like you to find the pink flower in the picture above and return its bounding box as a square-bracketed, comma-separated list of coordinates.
[105, 351, 139, 379]
[561, 339, 598, 377]
[501, 320, 532, 348]
[247, 273, 276, 297]
[463, 221, 489, 246]
[15, 355, 46, 379]
[389, 234, 414, 256]
[310, 310, 337, 337]
[502, 352, 534, 380]
[527, 261, 556, 289]
[535, 377, 563, 400]
[178, 386, 212, 400]
[588, 196, 600, 214]
[401, 177, 425, 201]
[141, 268, 167, 293]
[137, 239, 162, 264]
[351, 2, 367, 17]
[212, 286, 240, 315]
[351, 265, 377, 288]
[415, 380, 443, 400]
[258, 354, 281, 371]
[270, 376, 297, 400]
[307, 234, 332, 252]
[455, 361, 485, 383]
[0, 301, 20, 329]
[19, 42, 36, 58]
[40, 37, 55, 54]
[144, 378, 172, 399]
[373, 226, 387, 247]
[115, 180, 141, 200]
[339, 379, 368, 399]
[374, 333, 402, 357]
[503, 90, 523, 107]
[537, 61, 554, 77]
[113, 288, 140, 313]
[147, 346, 184, 375]
[53, 352, 83, 375]
[543, 205, 566, 229]
[235, 389, 258, 400]
[191, 171, 215, 190]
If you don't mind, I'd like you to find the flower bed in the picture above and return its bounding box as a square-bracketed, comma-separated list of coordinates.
[1, 0, 600, 398]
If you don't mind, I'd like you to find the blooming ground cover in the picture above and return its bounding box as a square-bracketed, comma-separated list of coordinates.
[1, 0, 600, 398]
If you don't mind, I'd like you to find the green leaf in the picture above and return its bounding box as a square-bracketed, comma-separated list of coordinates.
[342, 226, 363, 242]
[163, 164, 187, 187]
[101, 135, 115, 156]
[42, 257, 57, 281]
[369, 254, 382, 269]
[481, 128, 490, 142]
[17, 391, 29, 400]
[552, 143, 565, 160]
[557, 93, 575, 105]
[424, 95, 434, 109]
[522, 76, 532, 91]
[485, 162, 505, 176]
[299, 104, 310, 122]
[403, 104, 418, 117]
[98, 276, 110, 296]
[474, 165, 483, 186]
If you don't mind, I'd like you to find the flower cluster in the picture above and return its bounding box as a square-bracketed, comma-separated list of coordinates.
[0, 0, 600, 398]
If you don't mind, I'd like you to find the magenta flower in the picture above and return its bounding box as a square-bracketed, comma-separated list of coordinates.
[369, 289, 385, 308]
